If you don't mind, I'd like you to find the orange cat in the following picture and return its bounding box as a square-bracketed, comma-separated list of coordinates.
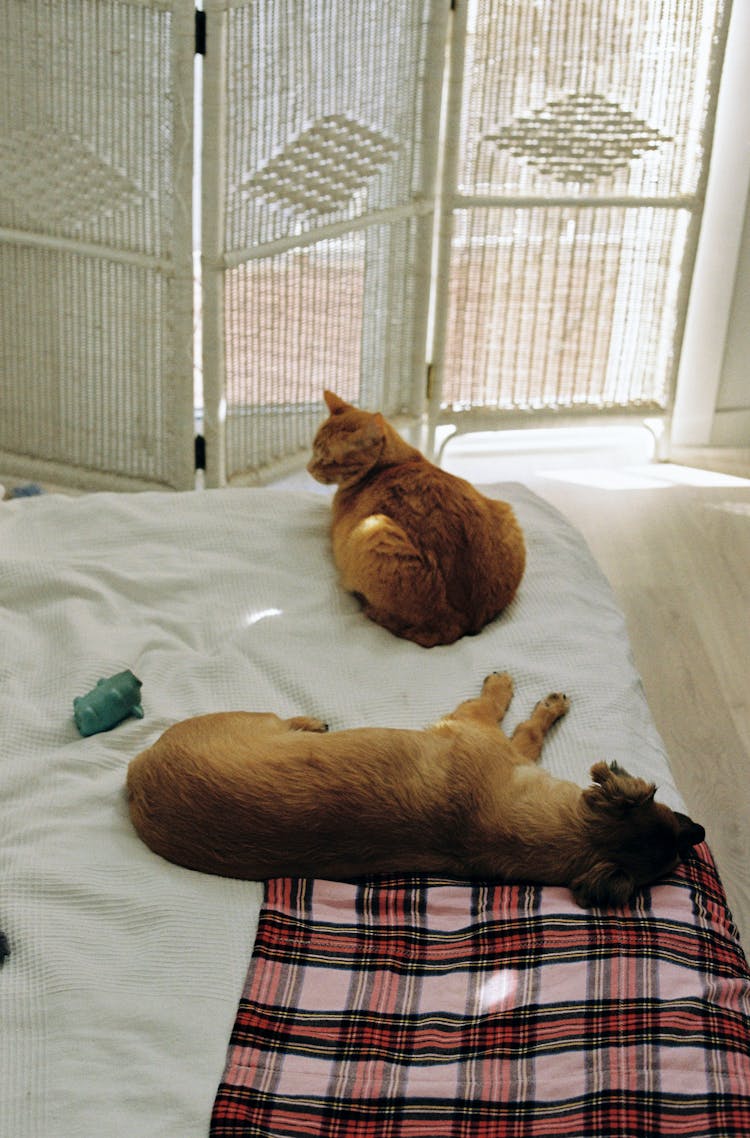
[307, 391, 526, 647]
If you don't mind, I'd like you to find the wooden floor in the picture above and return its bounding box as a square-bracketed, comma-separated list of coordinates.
[440, 432, 750, 947]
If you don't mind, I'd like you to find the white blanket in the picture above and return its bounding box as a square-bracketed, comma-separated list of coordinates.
[0, 484, 682, 1137]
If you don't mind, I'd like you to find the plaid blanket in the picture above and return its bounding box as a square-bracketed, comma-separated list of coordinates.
[211, 846, 750, 1137]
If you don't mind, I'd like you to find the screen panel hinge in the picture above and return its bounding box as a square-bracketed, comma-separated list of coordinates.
[194, 433, 206, 471]
[195, 10, 206, 56]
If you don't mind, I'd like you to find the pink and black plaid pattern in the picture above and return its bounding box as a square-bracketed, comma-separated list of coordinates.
[211, 846, 750, 1137]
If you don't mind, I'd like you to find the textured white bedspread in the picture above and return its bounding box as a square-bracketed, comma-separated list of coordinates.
[0, 483, 681, 1137]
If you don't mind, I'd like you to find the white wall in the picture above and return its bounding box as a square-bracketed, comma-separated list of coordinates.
[671, 0, 750, 449]
[712, 185, 750, 445]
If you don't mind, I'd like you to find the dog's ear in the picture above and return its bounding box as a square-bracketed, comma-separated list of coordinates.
[675, 811, 705, 854]
[585, 761, 656, 812]
[571, 861, 636, 908]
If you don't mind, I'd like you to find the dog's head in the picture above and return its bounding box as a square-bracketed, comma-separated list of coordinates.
[571, 761, 705, 908]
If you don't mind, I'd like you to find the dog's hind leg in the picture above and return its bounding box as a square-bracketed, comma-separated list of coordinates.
[444, 672, 514, 728]
[511, 693, 570, 762]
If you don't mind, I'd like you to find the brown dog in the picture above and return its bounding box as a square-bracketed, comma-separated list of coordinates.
[126, 673, 704, 907]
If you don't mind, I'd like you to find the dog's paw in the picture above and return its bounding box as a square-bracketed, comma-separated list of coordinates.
[537, 693, 570, 719]
[483, 671, 513, 690]
[288, 716, 329, 733]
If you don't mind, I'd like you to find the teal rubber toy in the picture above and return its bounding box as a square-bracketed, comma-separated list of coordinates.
[73, 670, 144, 737]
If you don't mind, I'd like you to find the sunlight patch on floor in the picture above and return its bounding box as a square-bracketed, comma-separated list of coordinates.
[540, 464, 750, 491]
[440, 426, 750, 490]
[440, 424, 654, 483]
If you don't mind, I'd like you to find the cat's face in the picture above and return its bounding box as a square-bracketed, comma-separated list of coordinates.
[307, 391, 385, 487]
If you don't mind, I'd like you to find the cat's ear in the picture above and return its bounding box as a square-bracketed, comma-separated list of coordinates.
[323, 390, 351, 415]
[363, 413, 386, 446]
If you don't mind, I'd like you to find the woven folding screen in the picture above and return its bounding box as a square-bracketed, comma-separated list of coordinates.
[0, 0, 196, 490]
[201, 0, 448, 486]
[429, 0, 728, 433]
[0, 0, 730, 488]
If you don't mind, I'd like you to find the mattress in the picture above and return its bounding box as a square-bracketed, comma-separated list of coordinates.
[0, 482, 746, 1137]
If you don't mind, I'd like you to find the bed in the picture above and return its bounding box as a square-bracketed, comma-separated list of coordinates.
[1, 481, 748, 1137]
